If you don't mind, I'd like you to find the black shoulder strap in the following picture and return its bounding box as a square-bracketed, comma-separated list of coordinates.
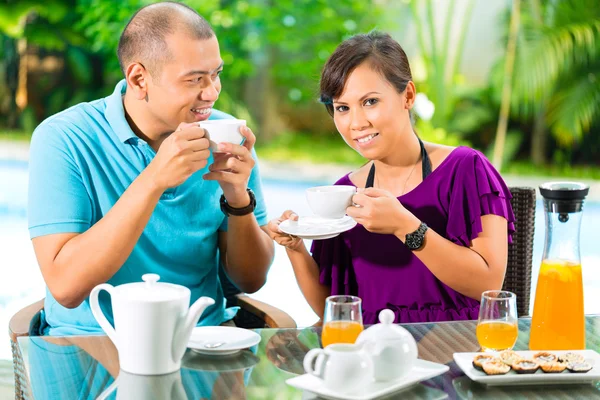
[364, 138, 431, 189]
[365, 163, 376, 188]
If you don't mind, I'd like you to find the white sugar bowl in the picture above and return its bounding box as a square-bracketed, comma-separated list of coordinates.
[356, 309, 418, 381]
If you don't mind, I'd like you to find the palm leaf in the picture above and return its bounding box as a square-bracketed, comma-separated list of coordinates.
[547, 70, 600, 145]
[513, 20, 600, 109]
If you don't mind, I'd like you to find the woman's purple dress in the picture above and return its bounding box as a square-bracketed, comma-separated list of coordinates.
[311, 147, 515, 324]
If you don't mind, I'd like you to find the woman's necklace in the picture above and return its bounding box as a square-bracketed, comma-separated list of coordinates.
[375, 155, 421, 196]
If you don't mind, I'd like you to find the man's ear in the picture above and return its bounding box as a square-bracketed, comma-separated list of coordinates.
[125, 62, 149, 101]
[404, 81, 416, 110]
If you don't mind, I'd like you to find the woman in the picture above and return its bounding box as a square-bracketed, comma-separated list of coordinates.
[266, 31, 515, 324]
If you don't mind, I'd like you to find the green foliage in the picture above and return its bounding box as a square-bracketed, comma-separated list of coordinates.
[409, 0, 476, 129]
[415, 119, 470, 147]
[0, 129, 32, 142]
[75, 0, 387, 103]
[255, 131, 366, 166]
[510, 0, 600, 145]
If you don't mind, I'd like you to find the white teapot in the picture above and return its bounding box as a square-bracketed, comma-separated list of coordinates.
[90, 273, 215, 375]
[356, 309, 418, 381]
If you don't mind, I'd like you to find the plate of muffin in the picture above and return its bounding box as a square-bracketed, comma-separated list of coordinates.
[453, 350, 600, 386]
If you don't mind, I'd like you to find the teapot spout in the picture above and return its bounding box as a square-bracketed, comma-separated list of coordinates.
[172, 296, 215, 362]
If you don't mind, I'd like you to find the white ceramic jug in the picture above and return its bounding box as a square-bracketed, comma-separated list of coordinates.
[90, 273, 215, 375]
[356, 309, 418, 381]
[303, 343, 373, 394]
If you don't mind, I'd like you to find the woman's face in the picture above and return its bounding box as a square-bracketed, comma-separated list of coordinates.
[332, 62, 413, 160]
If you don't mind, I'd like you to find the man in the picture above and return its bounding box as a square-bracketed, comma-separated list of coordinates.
[28, 1, 274, 336]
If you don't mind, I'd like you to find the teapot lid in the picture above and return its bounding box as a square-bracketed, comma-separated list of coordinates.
[359, 309, 408, 342]
[119, 274, 189, 302]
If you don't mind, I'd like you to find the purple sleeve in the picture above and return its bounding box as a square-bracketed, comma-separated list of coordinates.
[446, 151, 515, 246]
[311, 236, 355, 296]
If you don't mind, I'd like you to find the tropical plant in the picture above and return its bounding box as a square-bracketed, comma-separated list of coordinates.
[509, 0, 600, 165]
[408, 0, 476, 129]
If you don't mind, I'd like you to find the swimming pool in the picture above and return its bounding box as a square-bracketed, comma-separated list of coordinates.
[1, 160, 600, 360]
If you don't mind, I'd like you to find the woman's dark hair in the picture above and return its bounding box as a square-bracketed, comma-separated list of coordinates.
[320, 31, 413, 117]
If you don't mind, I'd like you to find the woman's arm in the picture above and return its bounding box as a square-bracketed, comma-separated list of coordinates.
[285, 245, 332, 319]
[265, 211, 331, 319]
[399, 214, 507, 300]
[349, 188, 508, 301]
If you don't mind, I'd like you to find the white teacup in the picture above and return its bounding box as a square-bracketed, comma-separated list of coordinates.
[303, 343, 373, 394]
[306, 185, 356, 219]
[199, 119, 246, 151]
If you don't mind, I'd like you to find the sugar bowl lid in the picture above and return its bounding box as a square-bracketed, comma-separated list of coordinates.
[358, 309, 414, 343]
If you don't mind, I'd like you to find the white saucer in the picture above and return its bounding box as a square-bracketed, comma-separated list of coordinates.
[279, 216, 357, 240]
[187, 326, 261, 356]
[286, 359, 449, 400]
[183, 348, 260, 371]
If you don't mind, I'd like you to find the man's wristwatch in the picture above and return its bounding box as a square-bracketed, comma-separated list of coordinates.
[404, 222, 428, 250]
[220, 188, 256, 217]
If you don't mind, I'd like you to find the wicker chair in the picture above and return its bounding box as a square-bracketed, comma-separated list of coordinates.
[8, 271, 295, 400]
[502, 186, 536, 317]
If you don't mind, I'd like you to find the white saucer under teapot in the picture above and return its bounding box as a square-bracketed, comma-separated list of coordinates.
[356, 309, 418, 381]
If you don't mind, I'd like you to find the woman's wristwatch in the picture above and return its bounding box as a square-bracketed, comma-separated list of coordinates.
[220, 188, 256, 216]
[404, 222, 428, 250]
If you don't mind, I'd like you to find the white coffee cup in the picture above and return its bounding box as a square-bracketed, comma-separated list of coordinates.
[306, 185, 356, 219]
[303, 343, 373, 394]
[199, 119, 246, 151]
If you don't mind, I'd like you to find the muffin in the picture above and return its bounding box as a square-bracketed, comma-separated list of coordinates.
[558, 352, 585, 365]
[512, 359, 540, 374]
[473, 354, 499, 371]
[540, 361, 567, 373]
[499, 350, 522, 367]
[482, 360, 511, 375]
[533, 351, 558, 364]
[567, 361, 593, 373]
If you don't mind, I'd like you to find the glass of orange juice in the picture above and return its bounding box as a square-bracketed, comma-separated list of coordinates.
[476, 290, 518, 352]
[321, 295, 364, 348]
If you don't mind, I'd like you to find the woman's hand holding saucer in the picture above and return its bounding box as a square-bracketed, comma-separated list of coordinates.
[347, 188, 421, 240]
[266, 210, 305, 251]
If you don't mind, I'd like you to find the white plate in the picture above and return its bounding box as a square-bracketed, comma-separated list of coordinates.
[187, 326, 261, 356]
[286, 359, 449, 400]
[279, 216, 357, 240]
[454, 350, 600, 386]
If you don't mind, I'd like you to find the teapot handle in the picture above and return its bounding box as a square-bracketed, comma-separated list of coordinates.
[303, 348, 327, 378]
[90, 284, 118, 345]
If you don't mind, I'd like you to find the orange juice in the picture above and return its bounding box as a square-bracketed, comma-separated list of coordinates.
[476, 321, 518, 351]
[321, 321, 364, 347]
[529, 259, 584, 350]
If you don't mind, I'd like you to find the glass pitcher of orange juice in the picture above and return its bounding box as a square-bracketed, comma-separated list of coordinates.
[529, 182, 589, 350]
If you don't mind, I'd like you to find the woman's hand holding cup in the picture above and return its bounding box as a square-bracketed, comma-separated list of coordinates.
[266, 210, 305, 252]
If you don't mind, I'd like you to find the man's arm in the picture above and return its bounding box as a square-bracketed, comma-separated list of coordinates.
[217, 224, 274, 294]
[32, 170, 164, 308]
[32, 124, 211, 308]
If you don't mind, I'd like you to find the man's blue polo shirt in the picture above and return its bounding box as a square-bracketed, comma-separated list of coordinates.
[27, 80, 268, 335]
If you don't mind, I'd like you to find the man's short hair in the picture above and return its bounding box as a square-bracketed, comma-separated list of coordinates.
[117, 1, 214, 78]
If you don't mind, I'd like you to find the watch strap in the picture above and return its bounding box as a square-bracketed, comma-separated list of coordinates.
[220, 188, 256, 217]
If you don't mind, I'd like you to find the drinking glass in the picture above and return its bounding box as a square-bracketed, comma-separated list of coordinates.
[321, 295, 364, 348]
[476, 290, 518, 352]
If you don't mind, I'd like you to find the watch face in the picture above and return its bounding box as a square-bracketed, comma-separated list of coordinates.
[405, 234, 422, 250]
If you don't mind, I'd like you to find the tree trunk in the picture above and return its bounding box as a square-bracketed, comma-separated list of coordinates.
[244, 46, 287, 141]
[530, 105, 547, 165]
[3, 35, 20, 128]
[492, 0, 521, 170]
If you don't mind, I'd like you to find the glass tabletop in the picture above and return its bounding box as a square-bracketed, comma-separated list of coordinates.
[17, 316, 600, 399]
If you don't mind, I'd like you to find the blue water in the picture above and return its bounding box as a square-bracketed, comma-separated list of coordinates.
[1, 160, 600, 360]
